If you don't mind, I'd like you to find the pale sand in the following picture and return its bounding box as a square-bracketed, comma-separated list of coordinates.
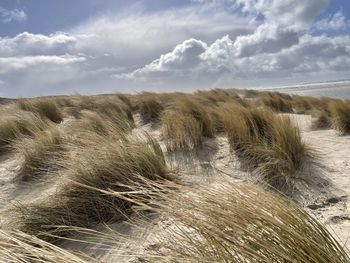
[0, 113, 349, 261]
[290, 114, 350, 250]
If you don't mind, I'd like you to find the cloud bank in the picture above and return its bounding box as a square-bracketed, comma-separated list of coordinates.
[122, 0, 350, 88]
[0, 0, 349, 97]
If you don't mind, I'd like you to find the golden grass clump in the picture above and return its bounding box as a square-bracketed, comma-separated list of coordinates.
[0, 110, 47, 153]
[62, 110, 130, 142]
[69, 111, 112, 136]
[138, 94, 164, 124]
[74, 95, 134, 126]
[291, 95, 315, 114]
[161, 97, 215, 150]
[56, 95, 134, 128]
[220, 104, 310, 189]
[0, 230, 94, 263]
[194, 89, 246, 107]
[173, 97, 215, 138]
[14, 125, 65, 182]
[16, 133, 173, 242]
[17, 98, 63, 123]
[162, 110, 202, 151]
[141, 180, 350, 263]
[116, 93, 134, 111]
[93, 97, 134, 124]
[258, 92, 293, 113]
[329, 100, 350, 135]
[311, 108, 332, 130]
[241, 89, 259, 98]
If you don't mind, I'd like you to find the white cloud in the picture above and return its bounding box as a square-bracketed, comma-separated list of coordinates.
[126, 38, 208, 78]
[0, 55, 85, 74]
[0, 32, 78, 56]
[0, 3, 256, 97]
[0, 7, 27, 23]
[123, 34, 350, 81]
[0, 0, 349, 97]
[71, 5, 255, 67]
[315, 11, 349, 31]
[236, 0, 329, 28]
[122, 0, 350, 88]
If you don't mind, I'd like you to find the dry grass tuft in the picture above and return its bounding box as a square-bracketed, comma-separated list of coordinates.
[194, 89, 246, 107]
[16, 133, 173, 242]
[138, 94, 164, 124]
[329, 100, 350, 135]
[0, 110, 47, 153]
[220, 104, 311, 189]
[241, 89, 259, 98]
[14, 125, 66, 182]
[75, 95, 134, 126]
[63, 110, 130, 141]
[116, 93, 134, 111]
[0, 230, 95, 263]
[162, 110, 202, 151]
[291, 95, 315, 114]
[311, 108, 332, 130]
[258, 92, 293, 113]
[17, 98, 63, 123]
[55, 95, 134, 128]
[173, 97, 215, 138]
[161, 97, 215, 150]
[140, 180, 350, 263]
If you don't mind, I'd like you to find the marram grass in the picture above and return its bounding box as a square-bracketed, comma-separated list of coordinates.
[135, 180, 350, 263]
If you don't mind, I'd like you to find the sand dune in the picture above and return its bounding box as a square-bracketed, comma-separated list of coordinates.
[0, 92, 349, 262]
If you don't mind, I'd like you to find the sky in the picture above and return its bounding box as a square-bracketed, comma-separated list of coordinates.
[0, 0, 349, 97]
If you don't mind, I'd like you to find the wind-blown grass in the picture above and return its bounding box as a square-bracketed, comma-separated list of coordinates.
[14, 125, 65, 182]
[139, 180, 350, 263]
[220, 104, 311, 189]
[329, 100, 350, 135]
[258, 92, 293, 113]
[16, 132, 173, 242]
[67, 109, 132, 138]
[0, 230, 95, 263]
[194, 89, 246, 107]
[116, 93, 134, 111]
[138, 94, 164, 124]
[17, 98, 63, 123]
[161, 110, 202, 151]
[0, 110, 47, 154]
[175, 98, 215, 138]
[312, 108, 332, 130]
[161, 97, 215, 150]
[75, 95, 134, 127]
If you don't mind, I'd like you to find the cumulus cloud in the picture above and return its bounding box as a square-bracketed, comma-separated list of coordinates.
[0, 7, 27, 23]
[125, 34, 350, 80]
[315, 11, 349, 31]
[0, 0, 349, 97]
[123, 0, 350, 88]
[0, 32, 78, 56]
[126, 39, 208, 79]
[0, 3, 255, 97]
[71, 5, 255, 67]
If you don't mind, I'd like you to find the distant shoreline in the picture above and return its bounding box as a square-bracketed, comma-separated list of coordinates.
[266, 80, 350, 99]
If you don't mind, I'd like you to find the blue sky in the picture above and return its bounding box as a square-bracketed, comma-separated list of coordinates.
[0, 0, 349, 97]
[0, 0, 191, 36]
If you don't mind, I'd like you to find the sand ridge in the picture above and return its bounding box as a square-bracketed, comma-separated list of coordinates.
[0, 112, 349, 261]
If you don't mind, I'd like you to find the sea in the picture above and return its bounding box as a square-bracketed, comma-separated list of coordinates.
[265, 80, 350, 100]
